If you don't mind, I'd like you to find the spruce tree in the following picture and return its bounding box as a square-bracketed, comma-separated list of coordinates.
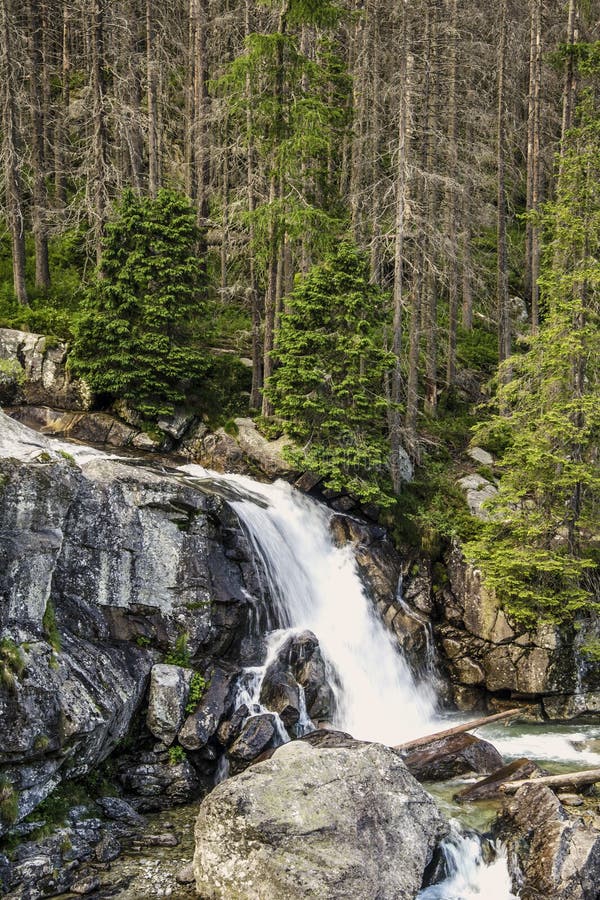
[71, 189, 206, 418]
[266, 242, 394, 506]
[466, 100, 600, 624]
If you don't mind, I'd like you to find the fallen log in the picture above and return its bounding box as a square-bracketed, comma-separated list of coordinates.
[499, 768, 600, 795]
[394, 708, 523, 752]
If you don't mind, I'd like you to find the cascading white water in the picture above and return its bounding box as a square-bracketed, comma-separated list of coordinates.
[180, 465, 519, 897]
[418, 822, 517, 900]
[182, 467, 437, 745]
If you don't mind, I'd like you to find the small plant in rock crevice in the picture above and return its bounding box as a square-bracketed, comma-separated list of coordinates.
[168, 745, 186, 766]
[186, 671, 208, 714]
[0, 778, 19, 826]
[164, 632, 191, 668]
[42, 601, 61, 653]
[0, 637, 26, 691]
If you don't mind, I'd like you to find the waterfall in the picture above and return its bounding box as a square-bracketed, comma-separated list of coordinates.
[418, 822, 517, 900]
[182, 466, 436, 745]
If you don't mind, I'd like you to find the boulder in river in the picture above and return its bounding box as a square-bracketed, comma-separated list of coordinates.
[496, 781, 600, 899]
[193, 739, 448, 900]
[401, 732, 504, 782]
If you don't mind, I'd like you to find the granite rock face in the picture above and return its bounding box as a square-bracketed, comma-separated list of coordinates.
[0, 411, 263, 831]
[0, 327, 88, 410]
[429, 544, 596, 716]
[193, 739, 448, 900]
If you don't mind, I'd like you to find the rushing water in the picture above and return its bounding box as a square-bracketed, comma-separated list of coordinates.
[179, 466, 521, 897]
[182, 465, 437, 745]
[417, 822, 517, 900]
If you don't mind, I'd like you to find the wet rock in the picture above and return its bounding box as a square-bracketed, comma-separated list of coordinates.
[146, 664, 192, 747]
[496, 782, 600, 899]
[194, 739, 447, 900]
[300, 728, 363, 749]
[401, 732, 504, 782]
[227, 713, 278, 770]
[216, 703, 250, 748]
[0, 410, 260, 824]
[71, 874, 101, 895]
[559, 793, 584, 807]
[271, 630, 334, 725]
[139, 832, 179, 847]
[259, 661, 301, 728]
[454, 757, 541, 802]
[96, 797, 146, 826]
[95, 832, 122, 862]
[178, 666, 236, 751]
[119, 758, 200, 811]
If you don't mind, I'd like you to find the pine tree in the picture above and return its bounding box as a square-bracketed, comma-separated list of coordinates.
[266, 242, 394, 506]
[71, 189, 206, 418]
[465, 98, 600, 624]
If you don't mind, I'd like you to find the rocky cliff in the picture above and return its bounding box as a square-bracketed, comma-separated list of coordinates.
[0, 412, 264, 834]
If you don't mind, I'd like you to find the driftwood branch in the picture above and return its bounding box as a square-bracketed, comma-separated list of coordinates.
[394, 708, 523, 752]
[500, 768, 600, 795]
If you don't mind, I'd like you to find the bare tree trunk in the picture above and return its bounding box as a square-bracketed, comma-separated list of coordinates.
[445, 0, 459, 387]
[0, 0, 28, 305]
[90, 0, 109, 264]
[560, 0, 579, 150]
[191, 0, 210, 243]
[525, 0, 542, 331]
[27, 0, 51, 290]
[146, 0, 159, 196]
[55, 1, 70, 204]
[389, 2, 412, 489]
[496, 0, 511, 367]
[423, 1, 440, 416]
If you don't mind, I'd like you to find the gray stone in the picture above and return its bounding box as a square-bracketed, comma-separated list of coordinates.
[193, 739, 447, 900]
[71, 875, 101, 895]
[395, 446, 414, 483]
[178, 666, 236, 750]
[234, 417, 295, 477]
[0, 410, 260, 826]
[96, 797, 146, 826]
[94, 833, 121, 862]
[457, 474, 497, 519]
[497, 783, 600, 899]
[119, 758, 200, 811]
[176, 862, 195, 884]
[467, 446, 495, 466]
[227, 713, 278, 768]
[146, 664, 192, 747]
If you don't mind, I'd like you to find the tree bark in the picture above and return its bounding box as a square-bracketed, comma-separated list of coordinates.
[27, 0, 51, 290]
[500, 769, 600, 795]
[394, 708, 523, 752]
[496, 0, 511, 368]
[0, 0, 28, 305]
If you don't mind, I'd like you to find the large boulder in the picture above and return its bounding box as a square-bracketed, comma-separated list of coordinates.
[496, 782, 600, 899]
[401, 732, 504, 782]
[193, 739, 448, 900]
[146, 664, 192, 747]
